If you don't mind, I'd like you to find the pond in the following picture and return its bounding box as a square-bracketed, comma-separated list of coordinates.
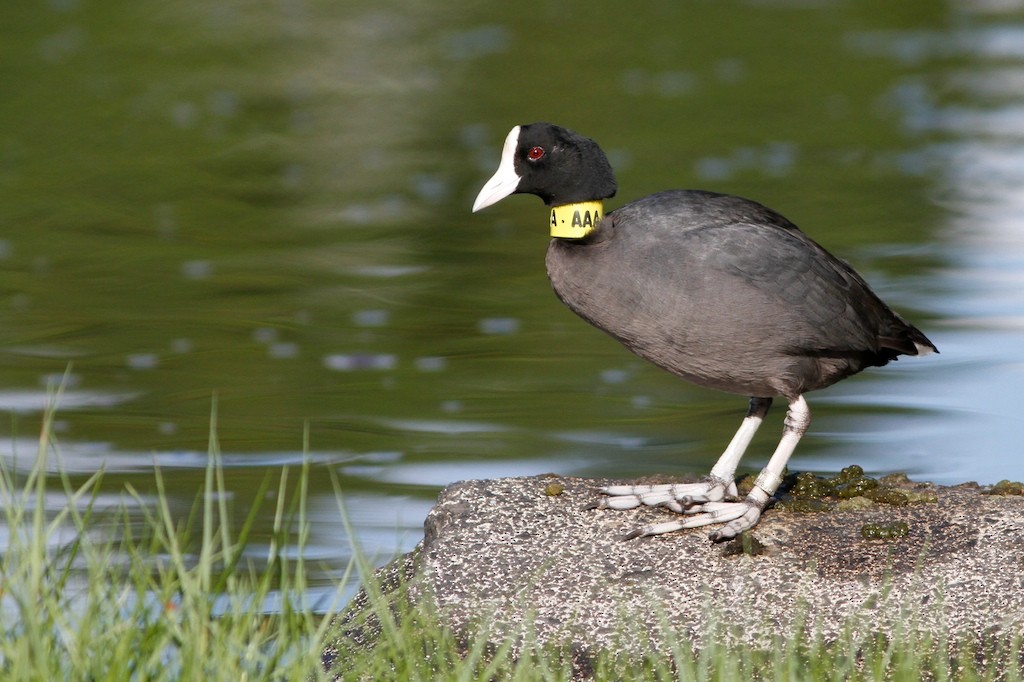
[2, 0, 1023, 609]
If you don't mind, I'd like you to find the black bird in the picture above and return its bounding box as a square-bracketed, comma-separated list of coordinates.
[472, 123, 937, 541]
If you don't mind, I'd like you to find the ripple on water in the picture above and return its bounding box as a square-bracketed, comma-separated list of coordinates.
[0, 441, 393, 475]
[323, 353, 397, 371]
[0, 389, 138, 414]
[352, 309, 390, 327]
[478, 317, 519, 335]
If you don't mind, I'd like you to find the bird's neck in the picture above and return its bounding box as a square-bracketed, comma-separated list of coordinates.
[549, 200, 604, 239]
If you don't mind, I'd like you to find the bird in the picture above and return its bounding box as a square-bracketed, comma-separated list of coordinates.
[472, 122, 937, 542]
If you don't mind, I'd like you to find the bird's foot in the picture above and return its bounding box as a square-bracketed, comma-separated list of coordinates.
[590, 476, 737, 513]
[621, 496, 768, 541]
[589, 477, 771, 542]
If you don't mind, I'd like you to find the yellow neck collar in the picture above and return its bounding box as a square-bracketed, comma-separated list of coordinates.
[549, 201, 604, 239]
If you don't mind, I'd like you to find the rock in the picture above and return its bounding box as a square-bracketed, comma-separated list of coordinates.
[322, 474, 1024, 675]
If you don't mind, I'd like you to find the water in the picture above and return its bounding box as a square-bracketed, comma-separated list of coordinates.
[2, 0, 1024, 608]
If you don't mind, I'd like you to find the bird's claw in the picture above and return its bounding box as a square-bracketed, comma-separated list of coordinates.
[592, 478, 771, 541]
[594, 477, 737, 512]
[623, 498, 768, 541]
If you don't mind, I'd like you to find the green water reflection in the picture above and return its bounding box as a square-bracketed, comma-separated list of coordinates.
[4, 0, 1009, 590]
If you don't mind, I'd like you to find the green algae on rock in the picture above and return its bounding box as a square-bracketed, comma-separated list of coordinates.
[776, 466, 937, 515]
[543, 482, 565, 497]
[720, 532, 772, 557]
[984, 480, 1024, 496]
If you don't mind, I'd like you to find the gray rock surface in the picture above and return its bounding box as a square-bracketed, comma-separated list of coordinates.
[325, 474, 1024, 671]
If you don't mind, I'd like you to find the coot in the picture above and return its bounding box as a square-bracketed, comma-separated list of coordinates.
[472, 122, 937, 541]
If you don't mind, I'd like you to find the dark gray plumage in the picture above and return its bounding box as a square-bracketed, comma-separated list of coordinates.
[547, 189, 933, 399]
[473, 122, 936, 541]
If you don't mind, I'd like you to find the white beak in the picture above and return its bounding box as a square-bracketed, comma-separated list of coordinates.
[472, 126, 522, 212]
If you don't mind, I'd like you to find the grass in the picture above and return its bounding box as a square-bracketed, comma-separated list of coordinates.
[0, 387, 345, 681]
[2, 386, 1022, 680]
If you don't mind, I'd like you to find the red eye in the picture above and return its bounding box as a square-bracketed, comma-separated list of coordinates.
[527, 146, 545, 161]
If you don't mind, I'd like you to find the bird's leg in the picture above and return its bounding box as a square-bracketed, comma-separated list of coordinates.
[594, 397, 772, 511]
[617, 396, 811, 541]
